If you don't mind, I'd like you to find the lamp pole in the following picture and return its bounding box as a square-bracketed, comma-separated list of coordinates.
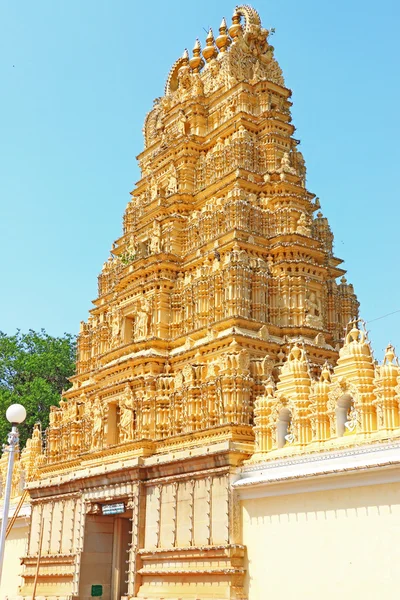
[0, 404, 26, 586]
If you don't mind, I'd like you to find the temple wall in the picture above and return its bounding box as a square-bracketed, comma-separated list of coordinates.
[0, 520, 29, 600]
[137, 471, 243, 599]
[144, 474, 229, 550]
[20, 495, 83, 598]
[242, 481, 400, 600]
[28, 496, 82, 557]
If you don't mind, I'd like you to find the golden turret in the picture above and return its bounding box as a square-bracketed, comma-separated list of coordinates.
[277, 344, 313, 446]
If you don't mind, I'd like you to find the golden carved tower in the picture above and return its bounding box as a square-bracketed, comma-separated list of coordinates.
[15, 6, 366, 600]
[74, 4, 358, 445]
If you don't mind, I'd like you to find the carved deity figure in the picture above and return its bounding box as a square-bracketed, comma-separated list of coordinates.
[209, 58, 221, 78]
[149, 221, 162, 254]
[91, 397, 104, 450]
[110, 309, 122, 346]
[284, 422, 295, 445]
[149, 234, 160, 255]
[177, 109, 187, 136]
[315, 332, 326, 346]
[135, 297, 151, 340]
[278, 152, 296, 175]
[159, 127, 168, 148]
[296, 213, 311, 236]
[295, 149, 306, 180]
[119, 385, 135, 443]
[228, 243, 240, 264]
[264, 376, 275, 398]
[166, 164, 178, 195]
[191, 73, 204, 98]
[177, 71, 191, 98]
[175, 370, 183, 389]
[31, 423, 41, 444]
[59, 398, 69, 423]
[287, 343, 305, 363]
[49, 405, 61, 427]
[150, 176, 158, 200]
[124, 238, 137, 261]
[67, 398, 79, 422]
[183, 364, 195, 383]
[184, 271, 192, 286]
[251, 58, 263, 83]
[102, 257, 113, 274]
[305, 291, 323, 328]
[86, 502, 101, 515]
[344, 406, 358, 433]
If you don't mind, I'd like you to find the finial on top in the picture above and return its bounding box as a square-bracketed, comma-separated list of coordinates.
[216, 17, 230, 53]
[383, 343, 397, 365]
[264, 376, 275, 398]
[202, 28, 217, 63]
[320, 362, 331, 382]
[344, 317, 368, 347]
[229, 8, 242, 39]
[190, 39, 204, 72]
[193, 38, 201, 52]
[178, 49, 190, 78]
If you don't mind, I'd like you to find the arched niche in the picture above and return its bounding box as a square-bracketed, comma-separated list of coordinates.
[276, 407, 292, 448]
[336, 393, 355, 437]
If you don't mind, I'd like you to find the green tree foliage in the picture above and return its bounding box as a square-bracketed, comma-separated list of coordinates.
[0, 330, 76, 448]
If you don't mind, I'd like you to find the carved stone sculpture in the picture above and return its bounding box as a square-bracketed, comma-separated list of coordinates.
[119, 385, 135, 442]
[91, 396, 104, 450]
[135, 297, 151, 340]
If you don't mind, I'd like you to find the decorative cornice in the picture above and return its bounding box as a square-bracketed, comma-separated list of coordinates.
[234, 439, 400, 497]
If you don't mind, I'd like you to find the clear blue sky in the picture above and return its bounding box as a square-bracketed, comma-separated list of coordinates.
[1, 0, 399, 359]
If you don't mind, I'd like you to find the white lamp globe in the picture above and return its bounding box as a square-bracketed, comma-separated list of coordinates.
[6, 404, 27, 425]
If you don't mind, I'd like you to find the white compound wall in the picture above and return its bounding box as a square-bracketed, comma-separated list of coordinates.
[242, 479, 400, 600]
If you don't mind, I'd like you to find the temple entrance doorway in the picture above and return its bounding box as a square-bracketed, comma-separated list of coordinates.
[111, 515, 131, 599]
[79, 504, 132, 600]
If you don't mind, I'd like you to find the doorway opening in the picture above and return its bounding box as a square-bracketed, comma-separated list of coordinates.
[79, 504, 132, 600]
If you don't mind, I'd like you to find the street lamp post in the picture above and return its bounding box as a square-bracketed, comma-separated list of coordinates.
[0, 403, 26, 586]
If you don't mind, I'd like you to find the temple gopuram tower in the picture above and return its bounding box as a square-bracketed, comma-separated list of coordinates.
[18, 6, 359, 600]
